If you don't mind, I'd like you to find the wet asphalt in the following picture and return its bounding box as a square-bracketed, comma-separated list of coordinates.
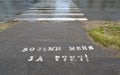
[0, 0, 120, 75]
[0, 21, 119, 75]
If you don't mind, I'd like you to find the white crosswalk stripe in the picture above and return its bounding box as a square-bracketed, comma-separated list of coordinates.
[15, 18, 88, 21]
[29, 8, 79, 10]
[21, 13, 84, 16]
[14, 1, 88, 21]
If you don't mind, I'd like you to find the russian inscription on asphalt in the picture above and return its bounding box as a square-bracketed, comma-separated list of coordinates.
[21, 45, 94, 62]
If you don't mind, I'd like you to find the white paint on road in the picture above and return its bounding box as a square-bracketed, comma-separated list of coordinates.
[85, 54, 89, 62]
[15, 1, 88, 21]
[29, 8, 79, 10]
[15, 18, 88, 21]
[21, 13, 84, 16]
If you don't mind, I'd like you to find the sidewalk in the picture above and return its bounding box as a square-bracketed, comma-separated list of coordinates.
[0, 0, 119, 75]
[0, 21, 119, 75]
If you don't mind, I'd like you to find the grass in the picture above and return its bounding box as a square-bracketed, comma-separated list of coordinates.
[87, 21, 120, 50]
[0, 21, 18, 32]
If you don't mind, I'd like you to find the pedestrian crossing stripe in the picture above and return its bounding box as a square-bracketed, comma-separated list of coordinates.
[21, 13, 84, 16]
[29, 8, 79, 10]
[25, 10, 81, 12]
[15, 18, 88, 21]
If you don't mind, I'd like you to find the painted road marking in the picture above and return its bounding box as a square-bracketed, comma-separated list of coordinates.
[15, 18, 88, 21]
[15, 1, 88, 21]
[29, 8, 79, 10]
[25, 10, 81, 13]
[21, 13, 84, 16]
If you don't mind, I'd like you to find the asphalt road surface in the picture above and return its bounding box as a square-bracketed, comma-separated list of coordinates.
[0, 0, 120, 75]
[73, 0, 120, 21]
[0, 21, 119, 75]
